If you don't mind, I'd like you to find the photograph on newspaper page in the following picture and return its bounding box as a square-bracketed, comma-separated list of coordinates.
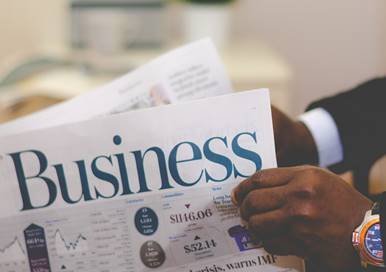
[0, 89, 304, 272]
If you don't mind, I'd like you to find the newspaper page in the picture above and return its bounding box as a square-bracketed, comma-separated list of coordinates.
[0, 89, 304, 272]
[0, 39, 232, 137]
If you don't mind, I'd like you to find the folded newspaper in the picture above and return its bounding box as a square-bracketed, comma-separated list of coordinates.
[0, 40, 304, 272]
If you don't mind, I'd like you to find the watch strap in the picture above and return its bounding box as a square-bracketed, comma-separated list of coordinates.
[364, 264, 386, 272]
[372, 202, 381, 215]
[379, 192, 386, 265]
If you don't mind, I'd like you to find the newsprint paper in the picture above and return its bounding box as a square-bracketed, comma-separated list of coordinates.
[0, 39, 232, 137]
[0, 90, 304, 272]
[0, 40, 304, 272]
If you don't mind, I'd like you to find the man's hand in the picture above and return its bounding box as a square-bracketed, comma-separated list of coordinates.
[271, 106, 318, 166]
[232, 166, 373, 271]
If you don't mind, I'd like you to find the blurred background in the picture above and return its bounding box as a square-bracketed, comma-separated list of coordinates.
[0, 0, 385, 194]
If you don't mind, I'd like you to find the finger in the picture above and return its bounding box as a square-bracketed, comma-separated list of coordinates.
[239, 187, 287, 221]
[232, 167, 295, 205]
[263, 235, 293, 256]
[247, 209, 289, 240]
[263, 235, 307, 258]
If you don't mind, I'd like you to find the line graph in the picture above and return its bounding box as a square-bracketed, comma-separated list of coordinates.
[55, 229, 88, 255]
[0, 236, 26, 263]
[0, 200, 136, 271]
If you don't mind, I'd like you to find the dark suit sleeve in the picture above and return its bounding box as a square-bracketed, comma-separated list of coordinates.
[307, 77, 386, 172]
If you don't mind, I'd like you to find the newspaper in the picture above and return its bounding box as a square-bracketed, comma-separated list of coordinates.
[0, 89, 304, 272]
[0, 39, 232, 137]
[0, 40, 304, 271]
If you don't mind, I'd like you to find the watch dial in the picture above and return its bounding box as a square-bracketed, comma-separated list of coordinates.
[365, 223, 383, 261]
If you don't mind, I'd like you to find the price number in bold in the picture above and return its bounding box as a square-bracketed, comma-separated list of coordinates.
[170, 209, 213, 224]
[184, 239, 217, 254]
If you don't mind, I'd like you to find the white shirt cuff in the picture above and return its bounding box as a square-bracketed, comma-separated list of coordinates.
[299, 108, 343, 167]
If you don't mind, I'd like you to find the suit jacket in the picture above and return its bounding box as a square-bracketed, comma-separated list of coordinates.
[307, 77, 386, 172]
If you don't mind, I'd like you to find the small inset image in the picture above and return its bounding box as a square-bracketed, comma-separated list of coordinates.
[149, 85, 172, 106]
[228, 225, 262, 252]
[140, 240, 166, 269]
[135, 207, 159, 236]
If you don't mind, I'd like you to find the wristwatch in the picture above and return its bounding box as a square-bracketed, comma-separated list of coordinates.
[352, 202, 385, 271]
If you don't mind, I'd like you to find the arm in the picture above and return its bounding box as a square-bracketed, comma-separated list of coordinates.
[262, 78, 386, 270]
[306, 77, 386, 171]
[274, 77, 386, 171]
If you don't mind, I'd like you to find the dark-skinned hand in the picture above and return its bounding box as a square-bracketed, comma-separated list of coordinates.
[232, 165, 373, 272]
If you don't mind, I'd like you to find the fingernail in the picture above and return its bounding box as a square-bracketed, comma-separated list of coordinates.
[231, 189, 237, 205]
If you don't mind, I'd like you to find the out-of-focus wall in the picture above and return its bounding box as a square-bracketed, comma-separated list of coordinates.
[0, 0, 385, 116]
[233, 0, 386, 114]
[0, 0, 68, 61]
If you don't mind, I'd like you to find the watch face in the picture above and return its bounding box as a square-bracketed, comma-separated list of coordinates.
[365, 222, 384, 261]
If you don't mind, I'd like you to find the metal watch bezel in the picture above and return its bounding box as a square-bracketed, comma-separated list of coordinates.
[353, 212, 384, 268]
